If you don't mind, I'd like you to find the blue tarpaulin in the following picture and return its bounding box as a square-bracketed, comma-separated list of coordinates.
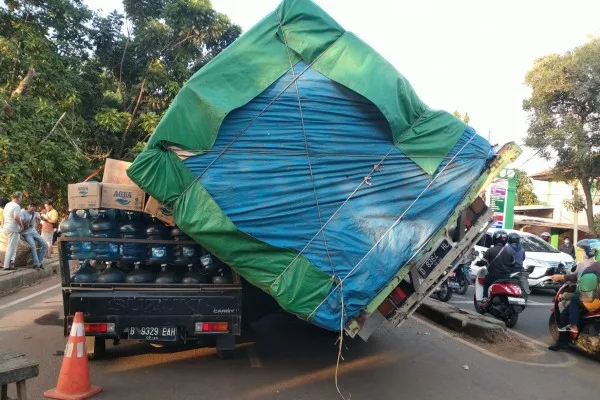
[181, 62, 493, 330]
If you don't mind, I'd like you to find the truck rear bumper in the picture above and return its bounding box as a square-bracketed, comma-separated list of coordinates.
[64, 289, 242, 342]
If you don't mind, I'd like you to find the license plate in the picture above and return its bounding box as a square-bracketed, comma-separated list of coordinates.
[418, 239, 453, 278]
[447, 281, 460, 289]
[507, 297, 526, 305]
[129, 326, 178, 341]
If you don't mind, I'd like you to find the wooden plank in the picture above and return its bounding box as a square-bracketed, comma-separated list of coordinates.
[0, 353, 24, 362]
[16, 380, 27, 400]
[0, 358, 39, 386]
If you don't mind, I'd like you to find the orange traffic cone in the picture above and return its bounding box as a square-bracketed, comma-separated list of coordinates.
[44, 312, 102, 400]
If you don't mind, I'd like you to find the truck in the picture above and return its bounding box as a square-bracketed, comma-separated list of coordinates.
[58, 143, 519, 359]
[58, 0, 523, 357]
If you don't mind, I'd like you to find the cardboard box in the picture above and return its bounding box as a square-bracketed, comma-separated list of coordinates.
[101, 183, 145, 212]
[68, 182, 102, 210]
[102, 158, 136, 186]
[144, 197, 176, 226]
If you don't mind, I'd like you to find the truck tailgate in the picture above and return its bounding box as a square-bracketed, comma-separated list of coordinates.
[65, 289, 242, 337]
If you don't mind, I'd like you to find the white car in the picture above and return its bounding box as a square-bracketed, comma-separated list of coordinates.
[469, 228, 575, 291]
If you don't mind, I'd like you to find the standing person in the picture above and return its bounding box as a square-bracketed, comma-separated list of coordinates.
[2, 192, 24, 270]
[540, 232, 551, 243]
[559, 237, 576, 259]
[20, 202, 47, 269]
[0, 197, 6, 227]
[40, 200, 58, 257]
[0, 197, 8, 269]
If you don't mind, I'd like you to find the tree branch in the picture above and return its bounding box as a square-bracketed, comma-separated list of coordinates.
[11, 67, 38, 98]
[39, 112, 67, 144]
[118, 79, 145, 157]
[118, 19, 131, 97]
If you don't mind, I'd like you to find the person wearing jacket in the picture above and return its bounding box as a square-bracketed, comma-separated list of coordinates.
[476, 230, 516, 298]
[549, 271, 600, 351]
[504, 232, 525, 271]
[559, 238, 576, 258]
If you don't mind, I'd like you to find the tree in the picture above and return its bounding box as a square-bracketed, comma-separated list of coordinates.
[452, 110, 470, 124]
[0, 0, 240, 211]
[0, 0, 97, 210]
[515, 169, 539, 206]
[523, 38, 600, 236]
[594, 213, 600, 236]
[564, 189, 586, 215]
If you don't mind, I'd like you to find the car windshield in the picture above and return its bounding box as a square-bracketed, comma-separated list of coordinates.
[520, 235, 559, 253]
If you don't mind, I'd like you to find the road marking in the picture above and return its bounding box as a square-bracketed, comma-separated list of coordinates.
[246, 345, 263, 368]
[412, 316, 577, 368]
[0, 283, 61, 311]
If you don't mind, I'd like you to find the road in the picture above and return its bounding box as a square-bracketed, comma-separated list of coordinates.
[447, 285, 556, 342]
[1, 277, 600, 400]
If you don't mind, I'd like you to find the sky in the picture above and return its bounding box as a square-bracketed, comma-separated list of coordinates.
[85, 0, 600, 173]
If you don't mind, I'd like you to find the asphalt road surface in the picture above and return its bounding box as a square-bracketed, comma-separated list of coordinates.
[1, 277, 599, 400]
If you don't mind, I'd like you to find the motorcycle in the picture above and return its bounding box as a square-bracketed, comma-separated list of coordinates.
[448, 263, 471, 295]
[473, 268, 530, 328]
[549, 284, 600, 357]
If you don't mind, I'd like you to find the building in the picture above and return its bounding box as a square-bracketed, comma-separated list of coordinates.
[512, 169, 599, 248]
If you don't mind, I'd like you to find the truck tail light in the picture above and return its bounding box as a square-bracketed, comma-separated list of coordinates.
[84, 322, 115, 334]
[195, 322, 229, 333]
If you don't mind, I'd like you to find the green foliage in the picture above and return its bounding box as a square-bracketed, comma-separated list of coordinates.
[523, 38, 600, 235]
[594, 214, 600, 236]
[515, 169, 539, 206]
[564, 191, 586, 213]
[0, 0, 241, 211]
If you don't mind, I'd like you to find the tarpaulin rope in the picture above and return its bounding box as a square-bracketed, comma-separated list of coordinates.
[277, 11, 336, 277]
[306, 132, 478, 321]
[175, 31, 341, 204]
[270, 111, 427, 289]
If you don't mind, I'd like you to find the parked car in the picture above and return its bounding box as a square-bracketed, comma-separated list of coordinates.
[469, 228, 575, 290]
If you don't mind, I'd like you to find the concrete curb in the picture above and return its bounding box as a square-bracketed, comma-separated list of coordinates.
[416, 298, 509, 343]
[0, 259, 59, 297]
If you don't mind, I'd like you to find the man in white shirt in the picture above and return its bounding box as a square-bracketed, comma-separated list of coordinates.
[3, 192, 24, 270]
[20, 202, 47, 269]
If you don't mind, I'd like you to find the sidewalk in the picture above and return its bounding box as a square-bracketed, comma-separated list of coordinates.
[0, 254, 59, 297]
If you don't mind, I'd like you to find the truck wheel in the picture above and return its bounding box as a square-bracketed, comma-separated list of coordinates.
[216, 349, 235, 360]
[87, 337, 106, 361]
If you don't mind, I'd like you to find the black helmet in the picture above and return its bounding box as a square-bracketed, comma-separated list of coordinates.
[507, 232, 520, 245]
[492, 230, 508, 246]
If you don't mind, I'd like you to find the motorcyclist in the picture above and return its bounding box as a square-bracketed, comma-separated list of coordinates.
[504, 232, 525, 271]
[549, 272, 600, 351]
[476, 230, 516, 299]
